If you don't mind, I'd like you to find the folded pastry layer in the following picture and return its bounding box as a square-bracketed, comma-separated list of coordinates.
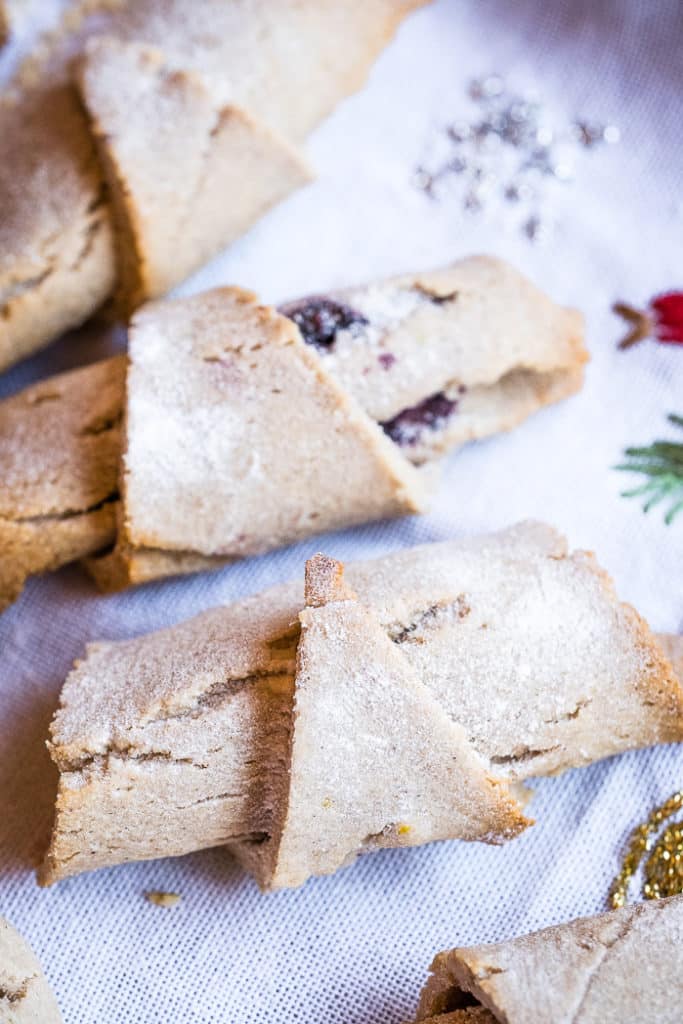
[76, 37, 312, 312]
[120, 287, 427, 557]
[0, 257, 586, 605]
[84, 530, 228, 592]
[0, 915, 62, 1023]
[9, 0, 425, 140]
[40, 522, 683, 887]
[412, 894, 683, 1024]
[0, 0, 424, 370]
[236, 554, 528, 889]
[0, 85, 117, 372]
[0, 356, 124, 611]
[282, 256, 586, 463]
[111, 260, 583, 577]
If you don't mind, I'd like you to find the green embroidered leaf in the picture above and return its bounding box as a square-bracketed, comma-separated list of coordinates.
[616, 414, 683, 524]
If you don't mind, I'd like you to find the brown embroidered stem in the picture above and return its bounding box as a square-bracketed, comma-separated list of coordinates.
[613, 301, 653, 349]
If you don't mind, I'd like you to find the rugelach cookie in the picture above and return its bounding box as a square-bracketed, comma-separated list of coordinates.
[412, 894, 683, 1024]
[0, 257, 587, 607]
[40, 523, 683, 888]
[0, 0, 425, 370]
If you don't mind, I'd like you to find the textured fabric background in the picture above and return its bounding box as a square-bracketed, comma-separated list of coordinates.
[1, 2, 682, 1021]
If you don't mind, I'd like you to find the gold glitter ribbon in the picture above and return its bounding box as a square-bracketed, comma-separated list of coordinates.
[610, 792, 683, 909]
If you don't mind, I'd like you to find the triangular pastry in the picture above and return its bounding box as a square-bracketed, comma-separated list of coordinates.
[413, 894, 683, 1024]
[0, 915, 62, 1022]
[76, 37, 312, 311]
[40, 524, 683, 887]
[118, 287, 427, 558]
[238, 555, 527, 889]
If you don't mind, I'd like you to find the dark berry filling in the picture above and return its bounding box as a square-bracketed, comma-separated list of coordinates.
[381, 392, 458, 447]
[280, 297, 368, 350]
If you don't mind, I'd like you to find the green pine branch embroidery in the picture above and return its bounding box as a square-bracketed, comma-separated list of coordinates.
[615, 414, 683, 524]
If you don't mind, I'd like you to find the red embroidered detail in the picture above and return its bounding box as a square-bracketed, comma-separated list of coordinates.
[650, 292, 683, 344]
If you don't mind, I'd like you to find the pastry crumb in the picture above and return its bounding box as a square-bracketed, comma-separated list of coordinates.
[145, 890, 181, 908]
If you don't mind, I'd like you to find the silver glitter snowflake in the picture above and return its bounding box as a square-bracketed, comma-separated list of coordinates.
[413, 74, 619, 242]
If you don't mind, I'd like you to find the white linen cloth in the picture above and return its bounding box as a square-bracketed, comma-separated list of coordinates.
[1, 1, 682, 1020]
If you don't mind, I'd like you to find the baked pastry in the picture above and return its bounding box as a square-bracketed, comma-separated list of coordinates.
[237, 553, 528, 889]
[0, 256, 586, 608]
[411, 894, 683, 1023]
[118, 287, 427, 557]
[8, 0, 426, 139]
[281, 255, 585, 463]
[0, 915, 62, 1023]
[0, 85, 117, 372]
[0, 0, 425, 371]
[88, 285, 429, 588]
[76, 36, 312, 312]
[0, 356, 123, 612]
[40, 522, 683, 887]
